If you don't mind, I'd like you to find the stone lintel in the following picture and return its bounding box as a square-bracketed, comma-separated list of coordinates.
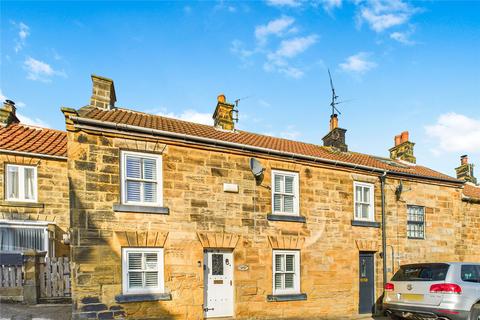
[355, 239, 380, 252]
[114, 231, 169, 248]
[197, 232, 240, 249]
[268, 235, 305, 250]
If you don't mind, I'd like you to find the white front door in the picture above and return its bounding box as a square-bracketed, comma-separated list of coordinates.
[203, 250, 234, 318]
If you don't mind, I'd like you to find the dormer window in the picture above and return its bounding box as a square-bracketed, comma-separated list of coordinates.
[5, 164, 37, 202]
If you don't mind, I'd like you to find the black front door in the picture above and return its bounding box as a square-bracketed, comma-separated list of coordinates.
[359, 252, 375, 314]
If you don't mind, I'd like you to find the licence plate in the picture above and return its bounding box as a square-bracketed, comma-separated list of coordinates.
[401, 294, 424, 302]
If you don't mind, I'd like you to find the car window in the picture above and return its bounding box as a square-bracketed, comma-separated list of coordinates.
[392, 264, 450, 281]
[461, 265, 480, 283]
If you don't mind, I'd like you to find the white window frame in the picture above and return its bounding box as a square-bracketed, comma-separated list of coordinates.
[120, 151, 163, 207]
[5, 164, 38, 202]
[272, 250, 300, 295]
[122, 247, 164, 295]
[353, 181, 375, 222]
[271, 170, 300, 216]
[0, 220, 51, 256]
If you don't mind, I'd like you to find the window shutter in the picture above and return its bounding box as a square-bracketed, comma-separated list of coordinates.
[274, 174, 282, 193]
[273, 194, 281, 212]
[144, 252, 158, 269]
[128, 272, 143, 288]
[283, 196, 294, 213]
[126, 181, 141, 202]
[128, 252, 143, 270]
[275, 254, 284, 271]
[126, 156, 142, 179]
[285, 255, 294, 272]
[143, 182, 157, 203]
[145, 271, 158, 287]
[143, 158, 157, 180]
[284, 273, 294, 288]
[284, 176, 294, 194]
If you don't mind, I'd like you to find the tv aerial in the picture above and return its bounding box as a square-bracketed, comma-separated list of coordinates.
[328, 69, 342, 117]
[231, 95, 253, 123]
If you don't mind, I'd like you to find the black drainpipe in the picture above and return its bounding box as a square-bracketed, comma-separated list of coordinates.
[380, 172, 388, 289]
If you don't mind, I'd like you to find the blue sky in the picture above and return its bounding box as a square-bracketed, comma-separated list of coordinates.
[1, 0, 479, 177]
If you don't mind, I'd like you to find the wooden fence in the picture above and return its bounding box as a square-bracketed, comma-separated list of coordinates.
[39, 256, 71, 299]
[0, 265, 23, 288]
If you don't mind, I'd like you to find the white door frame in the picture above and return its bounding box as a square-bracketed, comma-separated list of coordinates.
[203, 249, 234, 318]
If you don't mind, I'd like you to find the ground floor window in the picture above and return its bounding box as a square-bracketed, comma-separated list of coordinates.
[122, 248, 164, 294]
[0, 221, 52, 255]
[272, 250, 300, 295]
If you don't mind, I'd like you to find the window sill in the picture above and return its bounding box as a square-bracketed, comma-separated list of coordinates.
[351, 220, 381, 228]
[115, 293, 172, 303]
[113, 204, 169, 215]
[267, 293, 307, 302]
[267, 214, 306, 223]
[0, 202, 44, 208]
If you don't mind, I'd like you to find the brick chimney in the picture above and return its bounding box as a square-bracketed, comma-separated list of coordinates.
[212, 94, 235, 131]
[90, 75, 116, 110]
[0, 100, 19, 127]
[322, 114, 347, 152]
[455, 155, 477, 184]
[389, 131, 416, 163]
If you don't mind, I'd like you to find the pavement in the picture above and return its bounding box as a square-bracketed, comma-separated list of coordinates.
[0, 303, 72, 320]
[0, 303, 389, 320]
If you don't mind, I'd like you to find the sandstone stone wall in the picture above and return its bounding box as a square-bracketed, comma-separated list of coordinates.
[457, 200, 480, 262]
[66, 127, 469, 320]
[0, 154, 70, 256]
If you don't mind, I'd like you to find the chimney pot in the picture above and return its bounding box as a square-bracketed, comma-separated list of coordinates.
[329, 114, 339, 131]
[400, 131, 409, 143]
[461, 155, 468, 165]
[394, 135, 401, 146]
[0, 99, 19, 127]
[217, 94, 226, 103]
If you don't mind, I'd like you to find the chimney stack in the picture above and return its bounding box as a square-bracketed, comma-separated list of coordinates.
[90, 75, 116, 110]
[0, 100, 19, 127]
[455, 155, 477, 184]
[212, 94, 235, 131]
[322, 114, 347, 152]
[389, 131, 416, 163]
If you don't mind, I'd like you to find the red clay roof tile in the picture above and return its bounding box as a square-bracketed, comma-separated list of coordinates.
[464, 184, 480, 200]
[0, 123, 67, 158]
[77, 107, 460, 183]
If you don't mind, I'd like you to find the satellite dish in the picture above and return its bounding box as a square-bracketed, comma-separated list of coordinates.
[249, 158, 265, 177]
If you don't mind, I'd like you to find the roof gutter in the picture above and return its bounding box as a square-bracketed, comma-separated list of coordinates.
[0, 149, 67, 161]
[462, 195, 480, 204]
[70, 116, 463, 185]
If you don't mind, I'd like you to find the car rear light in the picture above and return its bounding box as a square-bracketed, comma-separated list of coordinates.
[384, 283, 394, 292]
[429, 283, 462, 294]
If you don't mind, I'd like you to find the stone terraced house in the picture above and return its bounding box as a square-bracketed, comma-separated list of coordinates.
[57, 75, 479, 320]
[0, 100, 70, 259]
[1, 75, 479, 320]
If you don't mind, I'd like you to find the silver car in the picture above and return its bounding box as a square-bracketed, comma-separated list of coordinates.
[383, 263, 480, 320]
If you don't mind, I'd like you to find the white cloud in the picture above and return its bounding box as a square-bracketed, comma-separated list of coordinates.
[0, 90, 6, 102]
[357, 0, 418, 32]
[255, 16, 295, 45]
[321, 0, 342, 12]
[339, 52, 377, 74]
[264, 35, 318, 79]
[265, 0, 302, 7]
[258, 99, 271, 107]
[390, 31, 414, 45]
[17, 113, 50, 128]
[156, 109, 212, 126]
[230, 40, 255, 60]
[13, 22, 30, 52]
[23, 57, 66, 82]
[425, 113, 480, 153]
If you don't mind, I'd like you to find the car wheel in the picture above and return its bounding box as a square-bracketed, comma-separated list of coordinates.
[471, 304, 480, 320]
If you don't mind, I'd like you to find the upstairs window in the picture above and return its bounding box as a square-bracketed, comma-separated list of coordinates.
[121, 151, 162, 206]
[354, 182, 374, 221]
[272, 250, 300, 295]
[122, 248, 164, 294]
[272, 170, 299, 215]
[407, 205, 425, 239]
[5, 165, 37, 202]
